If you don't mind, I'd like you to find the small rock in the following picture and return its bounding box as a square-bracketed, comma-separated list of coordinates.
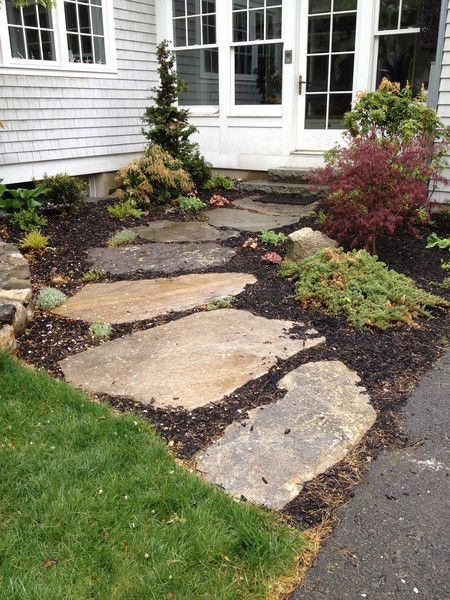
[0, 288, 33, 304]
[0, 302, 16, 324]
[0, 324, 16, 351]
[286, 227, 337, 262]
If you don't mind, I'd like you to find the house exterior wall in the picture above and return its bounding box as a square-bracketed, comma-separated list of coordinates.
[435, 4, 450, 204]
[0, 0, 158, 185]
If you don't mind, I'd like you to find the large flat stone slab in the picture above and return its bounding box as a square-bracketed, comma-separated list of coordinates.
[59, 310, 324, 409]
[197, 361, 376, 509]
[53, 273, 256, 323]
[87, 243, 236, 276]
[207, 208, 300, 232]
[131, 220, 238, 243]
[234, 196, 317, 218]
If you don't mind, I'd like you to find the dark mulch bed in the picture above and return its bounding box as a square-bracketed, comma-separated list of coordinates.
[1, 193, 449, 530]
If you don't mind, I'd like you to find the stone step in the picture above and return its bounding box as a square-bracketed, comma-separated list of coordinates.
[267, 167, 312, 184]
[240, 180, 320, 196]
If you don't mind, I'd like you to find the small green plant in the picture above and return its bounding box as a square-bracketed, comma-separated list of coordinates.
[35, 286, 67, 310]
[40, 173, 88, 213]
[260, 229, 288, 246]
[18, 229, 49, 250]
[316, 210, 327, 226]
[81, 269, 105, 282]
[281, 248, 448, 329]
[89, 321, 112, 339]
[107, 230, 138, 247]
[0, 186, 48, 212]
[426, 233, 450, 250]
[107, 199, 142, 220]
[416, 207, 431, 225]
[205, 174, 234, 190]
[177, 196, 206, 212]
[10, 208, 47, 231]
[206, 296, 235, 310]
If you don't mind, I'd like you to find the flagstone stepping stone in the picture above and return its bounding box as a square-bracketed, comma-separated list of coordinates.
[207, 208, 300, 232]
[131, 221, 238, 242]
[53, 273, 257, 323]
[87, 242, 236, 276]
[196, 361, 376, 510]
[59, 309, 325, 410]
[234, 196, 317, 218]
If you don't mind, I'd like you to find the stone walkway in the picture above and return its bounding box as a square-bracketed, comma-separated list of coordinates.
[131, 220, 238, 242]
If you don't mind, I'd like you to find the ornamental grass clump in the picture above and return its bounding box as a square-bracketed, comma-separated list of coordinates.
[18, 229, 49, 251]
[282, 249, 448, 330]
[35, 287, 67, 310]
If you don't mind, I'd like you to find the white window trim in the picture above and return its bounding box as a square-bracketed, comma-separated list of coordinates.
[0, 0, 117, 77]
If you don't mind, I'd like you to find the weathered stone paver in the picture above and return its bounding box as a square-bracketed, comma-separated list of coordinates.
[53, 273, 256, 323]
[197, 361, 376, 509]
[207, 208, 300, 232]
[87, 242, 236, 276]
[234, 196, 317, 218]
[59, 309, 324, 409]
[131, 220, 238, 242]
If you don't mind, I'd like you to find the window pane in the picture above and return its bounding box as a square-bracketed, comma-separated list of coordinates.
[400, 0, 421, 29]
[78, 3, 91, 34]
[91, 0, 101, 5]
[6, 2, 22, 26]
[378, 0, 399, 30]
[334, 0, 357, 11]
[187, 15, 201, 45]
[67, 33, 81, 61]
[330, 53, 354, 90]
[91, 7, 103, 35]
[186, 0, 200, 15]
[305, 94, 327, 128]
[235, 43, 283, 105]
[93, 36, 106, 63]
[249, 0, 264, 7]
[38, 5, 53, 29]
[174, 19, 187, 46]
[376, 32, 435, 93]
[177, 49, 219, 105]
[8, 26, 26, 58]
[307, 55, 329, 91]
[309, 0, 331, 14]
[267, 0, 282, 6]
[202, 13, 216, 44]
[235, 46, 253, 74]
[328, 93, 352, 128]
[25, 28, 41, 60]
[233, 10, 247, 41]
[40, 29, 56, 60]
[332, 14, 356, 52]
[22, 4, 38, 28]
[81, 34, 93, 62]
[266, 7, 282, 39]
[173, 0, 185, 17]
[249, 9, 264, 41]
[233, 1, 247, 8]
[202, 0, 216, 12]
[308, 15, 330, 53]
[64, 2, 78, 32]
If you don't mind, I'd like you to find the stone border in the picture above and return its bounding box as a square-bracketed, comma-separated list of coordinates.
[0, 240, 32, 351]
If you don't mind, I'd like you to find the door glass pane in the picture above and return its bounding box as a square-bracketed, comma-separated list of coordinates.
[67, 32, 81, 61]
[8, 26, 26, 58]
[266, 7, 282, 39]
[305, 94, 327, 128]
[202, 14, 216, 44]
[334, 0, 357, 11]
[309, 0, 331, 14]
[378, 0, 399, 30]
[332, 14, 356, 52]
[22, 5, 38, 28]
[187, 16, 201, 45]
[25, 28, 41, 60]
[93, 36, 106, 63]
[81, 35, 93, 62]
[177, 49, 219, 105]
[308, 16, 330, 53]
[64, 2, 78, 31]
[174, 19, 187, 46]
[400, 0, 421, 29]
[328, 93, 352, 128]
[307, 55, 329, 91]
[233, 10, 247, 41]
[235, 43, 283, 105]
[330, 53, 354, 90]
[40, 30, 56, 60]
[249, 9, 264, 41]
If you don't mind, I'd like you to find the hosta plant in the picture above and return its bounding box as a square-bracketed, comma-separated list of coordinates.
[0, 186, 48, 212]
[35, 287, 67, 310]
[426, 233, 450, 251]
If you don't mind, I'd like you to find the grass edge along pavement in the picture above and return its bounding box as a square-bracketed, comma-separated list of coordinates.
[0, 352, 306, 600]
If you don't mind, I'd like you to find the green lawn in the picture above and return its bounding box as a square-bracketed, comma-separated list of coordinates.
[0, 353, 304, 600]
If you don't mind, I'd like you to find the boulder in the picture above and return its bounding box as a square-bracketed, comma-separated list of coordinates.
[286, 227, 337, 262]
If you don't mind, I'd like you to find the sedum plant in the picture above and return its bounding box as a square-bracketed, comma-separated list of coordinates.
[206, 297, 234, 311]
[260, 229, 287, 246]
[19, 229, 49, 250]
[107, 230, 138, 247]
[81, 269, 105, 282]
[177, 196, 206, 212]
[89, 321, 112, 339]
[10, 208, 47, 231]
[107, 199, 142, 220]
[35, 287, 67, 310]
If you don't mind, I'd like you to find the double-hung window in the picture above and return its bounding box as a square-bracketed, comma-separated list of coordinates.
[1, 0, 114, 72]
[232, 1, 283, 105]
[172, 0, 219, 106]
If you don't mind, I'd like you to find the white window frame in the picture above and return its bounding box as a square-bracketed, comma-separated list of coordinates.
[0, 0, 117, 77]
